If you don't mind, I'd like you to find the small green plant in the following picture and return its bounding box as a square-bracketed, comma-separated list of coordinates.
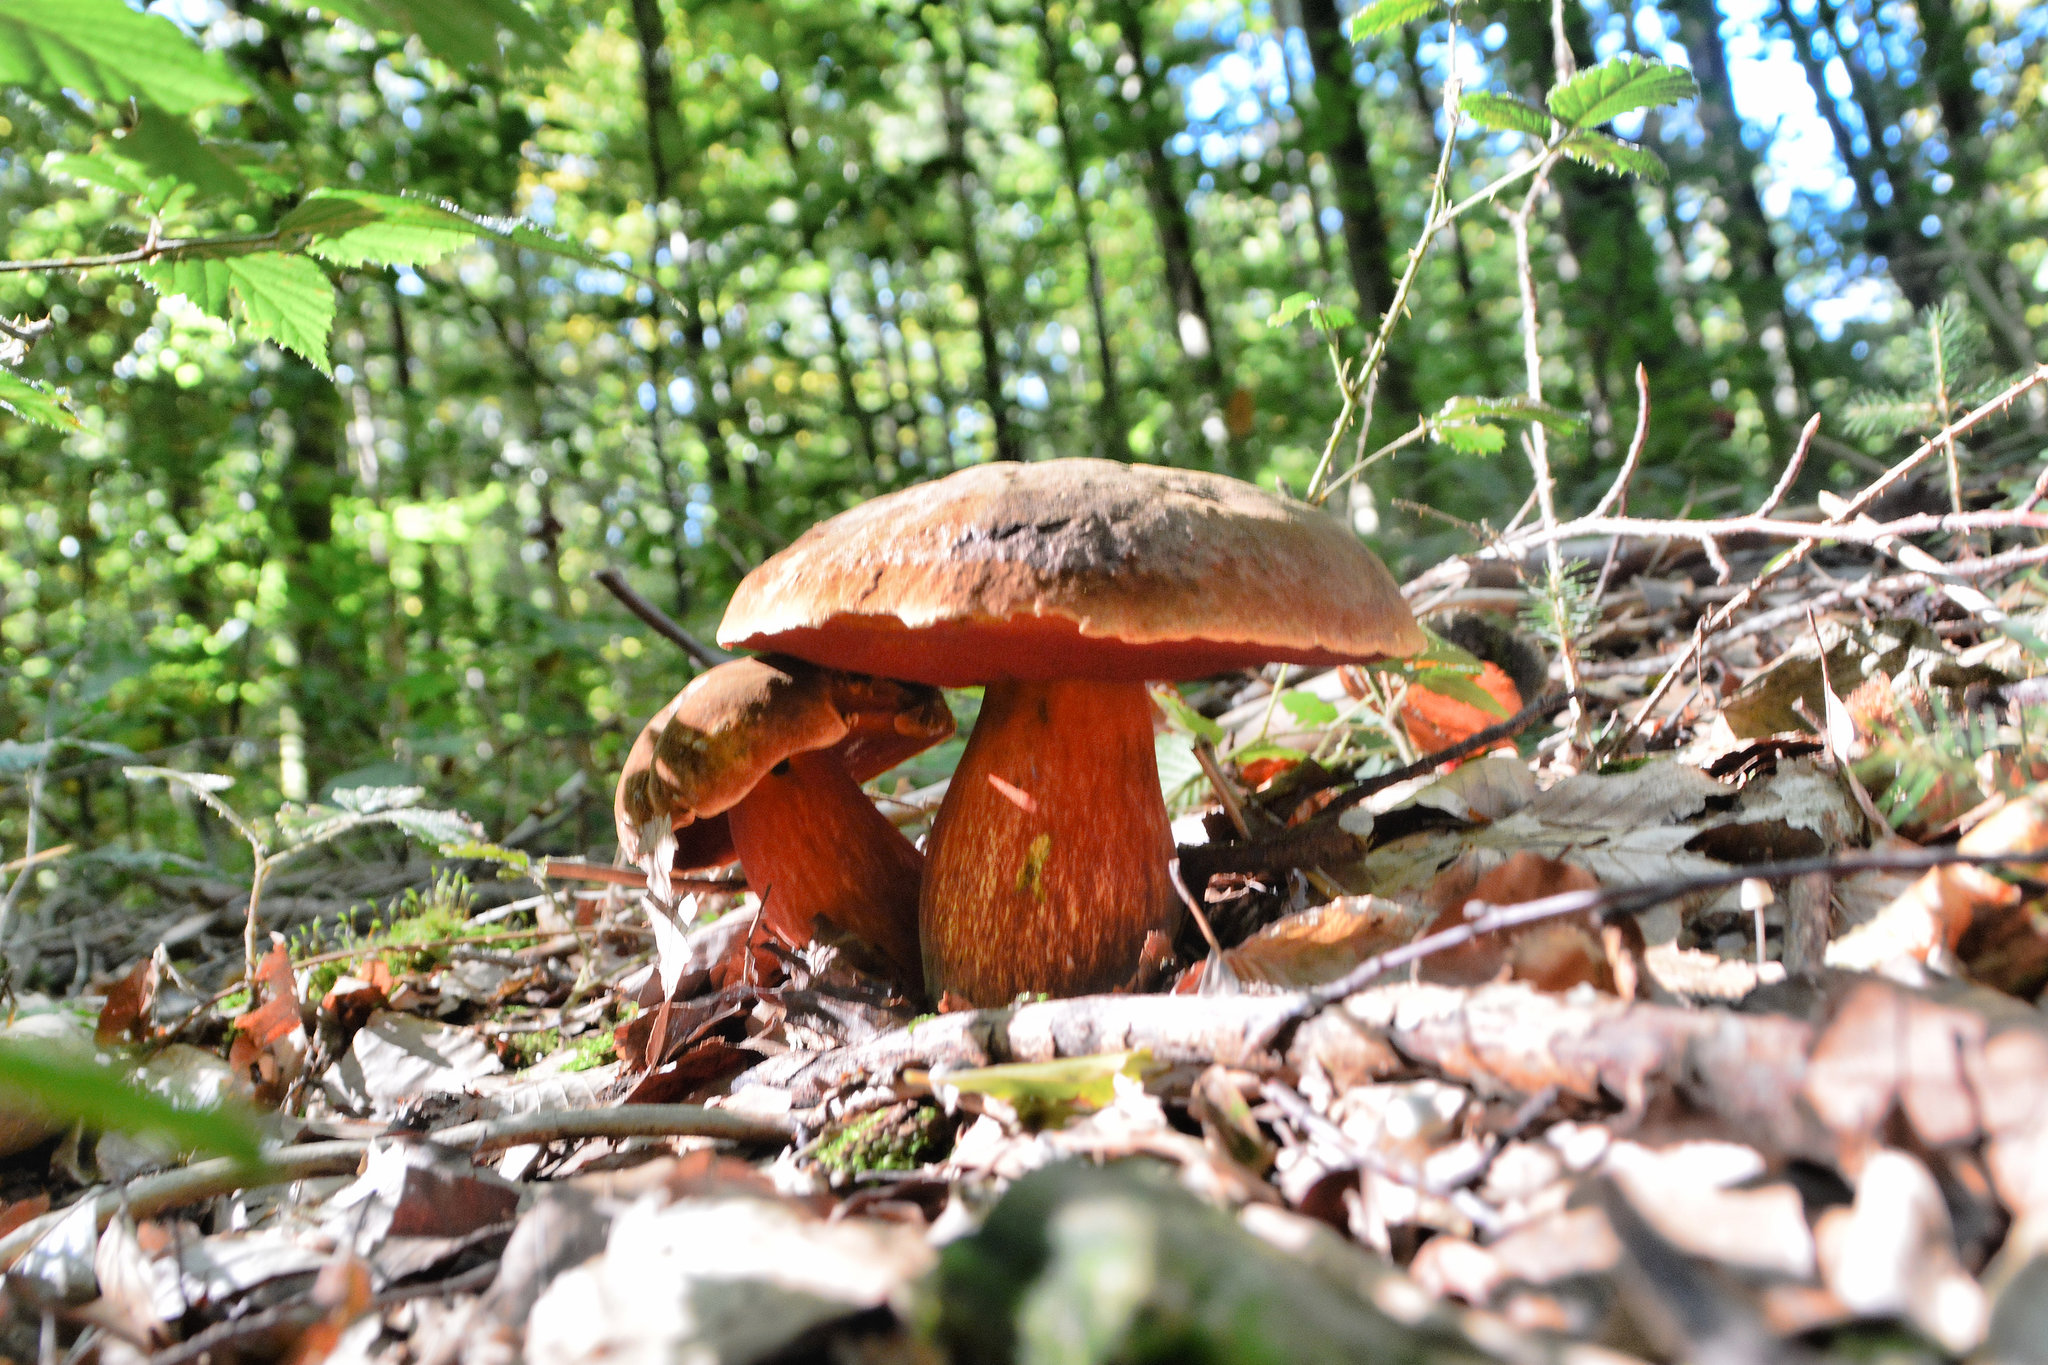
[292, 871, 488, 1001]
[561, 1029, 617, 1072]
[123, 771, 485, 981]
[814, 1101, 949, 1175]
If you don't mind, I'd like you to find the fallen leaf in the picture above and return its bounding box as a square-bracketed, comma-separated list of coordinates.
[95, 957, 159, 1045]
[229, 939, 306, 1105]
[1402, 661, 1520, 756]
[1418, 851, 1615, 993]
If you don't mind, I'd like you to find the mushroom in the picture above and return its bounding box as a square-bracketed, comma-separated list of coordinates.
[615, 656, 954, 994]
[718, 458, 1424, 1005]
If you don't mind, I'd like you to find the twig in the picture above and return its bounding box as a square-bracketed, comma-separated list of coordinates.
[1607, 362, 2048, 748]
[593, 567, 733, 669]
[538, 857, 745, 892]
[1589, 364, 1651, 522]
[0, 1105, 794, 1271]
[1282, 844, 2048, 1022]
[1756, 414, 1821, 519]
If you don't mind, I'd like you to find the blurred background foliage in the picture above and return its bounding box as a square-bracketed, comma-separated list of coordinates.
[1, 0, 2044, 893]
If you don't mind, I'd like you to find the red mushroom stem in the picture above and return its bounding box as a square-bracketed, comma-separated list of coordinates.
[725, 749, 925, 993]
[919, 678, 1175, 1005]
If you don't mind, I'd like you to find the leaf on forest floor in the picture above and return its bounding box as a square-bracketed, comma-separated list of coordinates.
[938, 1051, 1155, 1129]
[1178, 896, 1431, 993]
[323, 1011, 504, 1118]
[524, 1193, 931, 1365]
[229, 940, 306, 1106]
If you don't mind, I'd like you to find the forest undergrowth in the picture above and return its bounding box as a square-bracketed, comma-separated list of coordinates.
[5, 0, 2048, 1359]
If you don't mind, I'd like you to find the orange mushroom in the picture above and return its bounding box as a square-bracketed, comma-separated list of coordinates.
[615, 657, 954, 994]
[718, 459, 1424, 1006]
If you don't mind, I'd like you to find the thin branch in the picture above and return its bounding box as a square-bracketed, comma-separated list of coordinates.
[1284, 844, 2048, 1020]
[1756, 413, 1821, 519]
[594, 567, 734, 669]
[1589, 363, 1652, 521]
[0, 232, 285, 275]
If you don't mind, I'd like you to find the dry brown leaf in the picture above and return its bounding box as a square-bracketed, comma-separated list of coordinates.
[1176, 896, 1429, 993]
[1417, 852, 1615, 993]
[95, 957, 159, 1045]
[1814, 1148, 1987, 1353]
[228, 939, 306, 1106]
[282, 1256, 375, 1365]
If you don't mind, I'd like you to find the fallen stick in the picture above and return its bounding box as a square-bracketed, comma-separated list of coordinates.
[0, 1104, 791, 1271]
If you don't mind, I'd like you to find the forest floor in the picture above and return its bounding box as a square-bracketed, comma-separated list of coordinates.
[7, 404, 2048, 1363]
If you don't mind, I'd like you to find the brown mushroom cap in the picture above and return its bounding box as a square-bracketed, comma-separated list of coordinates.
[718, 459, 1424, 686]
[615, 656, 954, 874]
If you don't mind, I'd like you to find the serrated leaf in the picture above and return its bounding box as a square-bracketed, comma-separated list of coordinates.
[0, 740, 54, 773]
[440, 838, 535, 872]
[1435, 394, 1585, 431]
[1546, 55, 1696, 129]
[135, 257, 234, 317]
[1560, 129, 1668, 181]
[1279, 690, 1341, 726]
[1349, 0, 1441, 39]
[1151, 686, 1225, 744]
[1459, 91, 1552, 138]
[123, 765, 235, 794]
[1437, 422, 1507, 455]
[224, 253, 335, 371]
[281, 189, 613, 273]
[110, 105, 250, 202]
[0, 0, 252, 114]
[0, 1040, 263, 1166]
[1319, 302, 1357, 329]
[0, 367, 80, 430]
[303, 0, 558, 70]
[1266, 291, 1317, 328]
[329, 785, 427, 815]
[383, 807, 486, 847]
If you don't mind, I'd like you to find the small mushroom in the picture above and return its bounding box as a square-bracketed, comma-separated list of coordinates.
[615, 656, 954, 994]
[718, 458, 1424, 1005]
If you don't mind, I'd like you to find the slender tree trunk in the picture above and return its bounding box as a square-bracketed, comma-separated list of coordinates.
[1772, 0, 1937, 310]
[923, 11, 1022, 462]
[1291, 0, 1415, 419]
[628, 0, 727, 612]
[1035, 1, 1128, 459]
[1669, 0, 1806, 426]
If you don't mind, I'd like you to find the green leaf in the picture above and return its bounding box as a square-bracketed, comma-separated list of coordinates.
[1151, 686, 1225, 744]
[383, 807, 486, 847]
[109, 105, 251, 202]
[329, 785, 428, 815]
[1266, 291, 1318, 328]
[1435, 394, 1585, 431]
[1436, 422, 1507, 455]
[136, 253, 336, 369]
[0, 0, 252, 113]
[1349, 0, 1441, 39]
[1459, 91, 1552, 138]
[0, 1040, 263, 1166]
[941, 1051, 1153, 1127]
[281, 189, 615, 272]
[1559, 129, 1668, 181]
[1409, 668, 1509, 717]
[441, 838, 536, 874]
[1545, 55, 1697, 129]
[1319, 302, 1357, 330]
[0, 367, 80, 430]
[225, 254, 336, 371]
[302, 0, 559, 69]
[1278, 690, 1341, 726]
[135, 257, 234, 317]
[1225, 742, 1310, 766]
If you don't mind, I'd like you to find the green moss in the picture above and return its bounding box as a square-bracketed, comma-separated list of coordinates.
[814, 1101, 949, 1175]
[561, 1029, 617, 1072]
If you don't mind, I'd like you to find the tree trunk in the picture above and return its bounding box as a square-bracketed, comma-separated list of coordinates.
[1035, 1, 1129, 460]
[1105, 0, 1231, 426]
[920, 9, 1022, 462]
